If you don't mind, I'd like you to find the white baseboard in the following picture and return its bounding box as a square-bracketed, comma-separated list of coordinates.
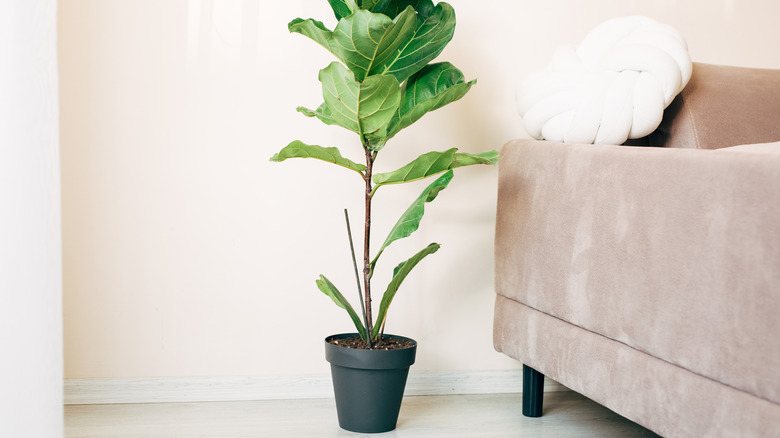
[64, 370, 568, 405]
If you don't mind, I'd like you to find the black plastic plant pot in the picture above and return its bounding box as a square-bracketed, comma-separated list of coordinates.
[324, 333, 417, 433]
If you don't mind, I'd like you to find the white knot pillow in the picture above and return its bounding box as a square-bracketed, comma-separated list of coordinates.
[517, 16, 692, 144]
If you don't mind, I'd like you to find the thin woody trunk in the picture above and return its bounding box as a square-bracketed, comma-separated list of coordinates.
[363, 146, 375, 348]
[343, 209, 367, 339]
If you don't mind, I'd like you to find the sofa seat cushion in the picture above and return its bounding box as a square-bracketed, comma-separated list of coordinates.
[494, 295, 780, 438]
[495, 139, 780, 404]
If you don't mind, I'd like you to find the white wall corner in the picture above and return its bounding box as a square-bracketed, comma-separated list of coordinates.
[0, 0, 63, 436]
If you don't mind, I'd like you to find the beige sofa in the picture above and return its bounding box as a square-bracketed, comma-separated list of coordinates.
[493, 63, 780, 437]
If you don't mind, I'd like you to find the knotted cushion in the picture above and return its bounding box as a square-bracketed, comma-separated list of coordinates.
[517, 16, 692, 144]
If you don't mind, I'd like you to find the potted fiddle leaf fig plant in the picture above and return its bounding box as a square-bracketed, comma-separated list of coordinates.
[271, 0, 499, 433]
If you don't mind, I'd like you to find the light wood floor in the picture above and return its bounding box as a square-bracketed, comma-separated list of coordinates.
[65, 391, 660, 437]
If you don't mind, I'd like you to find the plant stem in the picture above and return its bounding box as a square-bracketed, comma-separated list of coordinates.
[363, 144, 375, 348]
[344, 208, 368, 342]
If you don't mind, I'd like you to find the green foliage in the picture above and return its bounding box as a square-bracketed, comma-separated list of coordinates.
[273, 0, 500, 346]
[371, 242, 441, 339]
[290, 2, 454, 84]
[380, 62, 476, 144]
[320, 62, 401, 139]
[370, 170, 453, 274]
[316, 275, 368, 342]
[372, 149, 499, 186]
[272, 141, 366, 174]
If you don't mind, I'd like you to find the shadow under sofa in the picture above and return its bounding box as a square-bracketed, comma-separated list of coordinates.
[493, 63, 780, 437]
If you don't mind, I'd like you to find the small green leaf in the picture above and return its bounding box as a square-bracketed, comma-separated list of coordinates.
[450, 150, 501, 169]
[371, 243, 440, 339]
[271, 140, 366, 174]
[373, 148, 500, 186]
[373, 149, 457, 186]
[317, 275, 368, 342]
[297, 104, 339, 127]
[319, 62, 401, 138]
[288, 18, 335, 52]
[371, 170, 452, 271]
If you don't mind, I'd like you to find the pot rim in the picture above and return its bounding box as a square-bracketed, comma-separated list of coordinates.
[325, 333, 417, 370]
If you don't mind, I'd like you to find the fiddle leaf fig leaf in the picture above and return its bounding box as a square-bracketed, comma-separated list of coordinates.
[297, 103, 339, 127]
[373, 148, 500, 186]
[371, 242, 440, 340]
[450, 150, 501, 169]
[290, 3, 455, 84]
[386, 62, 475, 139]
[360, 0, 388, 13]
[377, 1, 455, 82]
[333, 0, 426, 20]
[316, 275, 368, 342]
[327, 0, 359, 20]
[289, 9, 416, 83]
[369, 0, 427, 19]
[374, 149, 457, 186]
[271, 140, 366, 174]
[333, 8, 418, 82]
[371, 170, 452, 271]
[319, 62, 401, 138]
[288, 18, 336, 53]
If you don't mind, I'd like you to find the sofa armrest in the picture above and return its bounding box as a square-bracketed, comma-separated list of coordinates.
[650, 63, 780, 149]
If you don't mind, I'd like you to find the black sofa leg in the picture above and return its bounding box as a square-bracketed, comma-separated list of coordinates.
[522, 365, 544, 417]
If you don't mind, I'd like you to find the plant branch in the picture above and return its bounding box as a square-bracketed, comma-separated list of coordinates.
[344, 208, 368, 343]
[363, 143, 376, 347]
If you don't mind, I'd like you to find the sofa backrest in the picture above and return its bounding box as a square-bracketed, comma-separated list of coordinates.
[648, 62, 780, 149]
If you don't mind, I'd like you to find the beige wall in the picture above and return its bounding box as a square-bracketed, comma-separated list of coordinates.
[60, 0, 780, 379]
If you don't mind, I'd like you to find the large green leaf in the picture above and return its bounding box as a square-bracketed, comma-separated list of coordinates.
[360, 0, 388, 13]
[369, 0, 427, 19]
[387, 62, 475, 138]
[316, 275, 368, 342]
[328, 0, 359, 20]
[271, 140, 366, 174]
[289, 9, 416, 83]
[373, 148, 500, 186]
[371, 243, 440, 339]
[330, 0, 427, 19]
[350, 0, 425, 18]
[366, 62, 473, 148]
[371, 170, 452, 271]
[377, 1, 454, 82]
[289, 2, 455, 84]
[319, 62, 401, 138]
[333, 8, 418, 82]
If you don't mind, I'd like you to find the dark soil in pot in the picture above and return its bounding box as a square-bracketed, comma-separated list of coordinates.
[327, 334, 415, 350]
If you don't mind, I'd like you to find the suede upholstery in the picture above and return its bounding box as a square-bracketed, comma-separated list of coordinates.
[493, 63, 780, 437]
[649, 63, 780, 149]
